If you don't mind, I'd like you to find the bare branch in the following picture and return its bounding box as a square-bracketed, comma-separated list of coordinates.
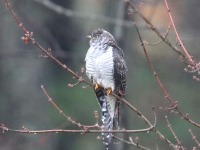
[0, 123, 152, 150]
[41, 85, 99, 130]
[113, 135, 151, 150]
[165, 116, 184, 150]
[144, 23, 171, 46]
[189, 129, 200, 148]
[127, 14, 179, 150]
[41, 85, 156, 133]
[125, 0, 183, 57]
[164, 0, 194, 64]
[0, 124, 157, 134]
[126, 0, 200, 80]
[164, 0, 200, 81]
[127, 3, 200, 129]
[5, 0, 90, 85]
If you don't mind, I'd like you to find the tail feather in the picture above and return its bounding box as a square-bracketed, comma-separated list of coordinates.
[113, 99, 120, 129]
[94, 88, 116, 149]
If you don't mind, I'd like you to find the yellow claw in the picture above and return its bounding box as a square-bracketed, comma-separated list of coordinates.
[94, 84, 99, 90]
[106, 88, 112, 95]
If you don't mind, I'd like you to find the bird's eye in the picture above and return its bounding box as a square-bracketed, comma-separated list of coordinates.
[93, 33, 99, 39]
[92, 29, 103, 39]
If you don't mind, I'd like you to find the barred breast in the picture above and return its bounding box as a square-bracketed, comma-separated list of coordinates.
[85, 46, 115, 91]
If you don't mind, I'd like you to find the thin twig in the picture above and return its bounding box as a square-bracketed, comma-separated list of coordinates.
[144, 23, 171, 46]
[165, 116, 184, 150]
[0, 124, 152, 149]
[0, 124, 157, 134]
[164, 0, 194, 65]
[112, 93, 155, 129]
[189, 129, 200, 148]
[41, 85, 156, 133]
[113, 135, 151, 150]
[5, 0, 90, 85]
[125, 0, 183, 57]
[130, 14, 180, 150]
[127, 1, 200, 129]
[41, 85, 99, 130]
[164, 0, 200, 81]
[127, 0, 200, 80]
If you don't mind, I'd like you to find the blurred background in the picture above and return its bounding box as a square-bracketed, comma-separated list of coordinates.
[0, 0, 200, 149]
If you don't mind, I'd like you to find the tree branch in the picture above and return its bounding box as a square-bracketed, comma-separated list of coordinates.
[41, 85, 156, 133]
[165, 116, 184, 150]
[0, 124, 156, 134]
[189, 129, 200, 148]
[113, 135, 151, 150]
[4, 0, 194, 149]
[127, 1, 200, 129]
[164, 0, 194, 64]
[125, 0, 183, 57]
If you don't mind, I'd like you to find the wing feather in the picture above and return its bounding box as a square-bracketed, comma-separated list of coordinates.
[113, 46, 127, 95]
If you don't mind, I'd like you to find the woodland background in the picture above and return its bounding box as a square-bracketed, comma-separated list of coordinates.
[0, 0, 200, 150]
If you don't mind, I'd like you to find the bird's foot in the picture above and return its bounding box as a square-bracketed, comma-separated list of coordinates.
[106, 88, 112, 95]
[94, 84, 100, 90]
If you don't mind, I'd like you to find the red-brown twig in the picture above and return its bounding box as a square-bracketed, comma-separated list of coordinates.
[164, 0, 194, 65]
[126, 0, 200, 79]
[41, 85, 99, 130]
[164, 0, 200, 81]
[41, 85, 156, 133]
[125, 0, 183, 57]
[127, 1, 200, 129]
[127, 0, 200, 81]
[128, 14, 178, 150]
[165, 0, 200, 81]
[5, 0, 89, 86]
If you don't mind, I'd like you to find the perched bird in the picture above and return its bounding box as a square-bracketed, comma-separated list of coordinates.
[85, 29, 127, 149]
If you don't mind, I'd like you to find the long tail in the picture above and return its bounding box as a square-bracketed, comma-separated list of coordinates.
[94, 88, 117, 149]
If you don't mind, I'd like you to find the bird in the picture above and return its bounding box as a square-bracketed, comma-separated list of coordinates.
[85, 29, 127, 149]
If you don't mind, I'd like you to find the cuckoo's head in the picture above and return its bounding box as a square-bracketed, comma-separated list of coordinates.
[87, 29, 116, 47]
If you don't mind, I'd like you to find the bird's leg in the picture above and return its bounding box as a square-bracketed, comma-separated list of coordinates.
[118, 90, 125, 97]
[114, 106, 120, 129]
[106, 88, 112, 95]
[94, 83, 104, 91]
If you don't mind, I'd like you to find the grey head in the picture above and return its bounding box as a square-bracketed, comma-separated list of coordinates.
[88, 29, 117, 48]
